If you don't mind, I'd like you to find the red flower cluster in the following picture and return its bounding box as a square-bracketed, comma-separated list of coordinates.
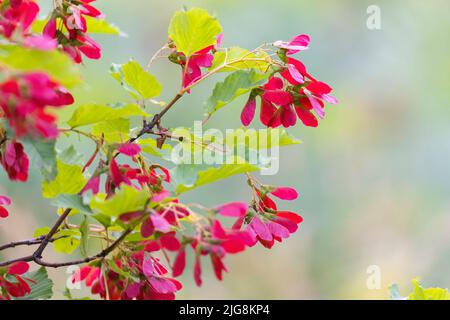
[241, 34, 337, 128]
[0, 194, 11, 218]
[0, 72, 74, 139]
[217, 186, 303, 249]
[0, 140, 29, 182]
[169, 34, 223, 90]
[0, 261, 31, 300]
[0, 0, 39, 38]
[44, 0, 102, 63]
[73, 250, 182, 300]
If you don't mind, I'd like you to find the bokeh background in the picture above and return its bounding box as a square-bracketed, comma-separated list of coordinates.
[2, 0, 450, 299]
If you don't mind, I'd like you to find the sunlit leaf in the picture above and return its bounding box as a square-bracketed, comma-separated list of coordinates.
[0, 45, 81, 88]
[90, 185, 150, 217]
[111, 60, 162, 100]
[210, 47, 271, 72]
[91, 118, 130, 143]
[204, 69, 269, 116]
[171, 160, 259, 194]
[67, 103, 148, 128]
[53, 230, 81, 254]
[168, 8, 222, 57]
[42, 161, 87, 199]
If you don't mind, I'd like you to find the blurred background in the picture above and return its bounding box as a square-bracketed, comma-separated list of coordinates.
[1, 0, 450, 299]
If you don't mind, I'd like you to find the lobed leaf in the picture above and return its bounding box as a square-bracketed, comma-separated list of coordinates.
[14, 268, 53, 300]
[171, 160, 259, 194]
[90, 185, 151, 217]
[111, 60, 162, 100]
[168, 8, 222, 57]
[204, 69, 269, 116]
[67, 103, 148, 128]
[210, 47, 271, 72]
[42, 161, 87, 199]
[0, 45, 81, 88]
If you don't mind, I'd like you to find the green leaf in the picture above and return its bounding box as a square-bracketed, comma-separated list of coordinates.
[67, 103, 148, 128]
[79, 216, 89, 258]
[408, 278, 450, 300]
[91, 118, 130, 143]
[111, 60, 162, 100]
[84, 16, 125, 35]
[33, 17, 124, 36]
[171, 160, 259, 194]
[0, 45, 80, 88]
[210, 47, 271, 72]
[58, 145, 84, 165]
[42, 161, 87, 199]
[53, 230, 80, 254]
[22, 138, 58, 180]
[204, 70, 269, 116]
[15, 268, 53, 300]
[90, 185, 150, 217]
[33, 226, 51, 238]
[138, 138, 173, 159]
[51, 194, 93, 214]
[168, 8, 222, 57]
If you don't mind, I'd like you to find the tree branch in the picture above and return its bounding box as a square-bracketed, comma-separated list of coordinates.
[32, 208, 72, 260]
[0, 235, 66, 252]
[0, 92, 185, 269]
[34, 226, 134, 268]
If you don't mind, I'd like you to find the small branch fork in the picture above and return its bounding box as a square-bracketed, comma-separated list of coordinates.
[0, 91, 184, 269]
[0, 43, 271, 270]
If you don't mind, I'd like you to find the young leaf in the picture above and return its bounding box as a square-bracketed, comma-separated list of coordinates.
[32, 17, 124, 36]
[168, 8, 222, 57]
[204, 70, 269, 116]
[408, 278, 450, 300]
[171, 160, 259, 194]
[53, 230, 81, 254]
[58, 145, 84, 165]
[22, 138, 58, 181]
[79, 216, 89, 258]
[14, 268, 53, 300]
[91, 118, 130, 143]
[138, 138, 173, 159]
[111, 60, 162, 100]
[90, 185, 151, 217]
[51, 194, 93, 214]
[84, 16, 125, 36]
[42, 161, 87, 199]
[210, 47, 271, 72]
[67, 103, 148, 128]
[0, 45, 81, 88]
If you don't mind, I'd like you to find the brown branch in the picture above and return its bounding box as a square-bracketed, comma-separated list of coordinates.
[34, 226, 134, 268]
[128, 93, 183, 145]
[32, 208, 72, 260]
[0, 93, 185, 269]
[0, 235, 67, 252]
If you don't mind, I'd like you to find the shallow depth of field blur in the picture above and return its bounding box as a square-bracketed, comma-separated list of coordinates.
[1, 0, 450, 299]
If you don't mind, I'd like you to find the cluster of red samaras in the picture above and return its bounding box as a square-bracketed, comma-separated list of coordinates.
[69, 142, 302, 300]
[0, 261, 32, 300]
[169, 34, 223, 90]
[0, 0, 102, 62]
[169, 33, 337, 129]
[0, 0, 105, 198]
[241, 34, 338, 128]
